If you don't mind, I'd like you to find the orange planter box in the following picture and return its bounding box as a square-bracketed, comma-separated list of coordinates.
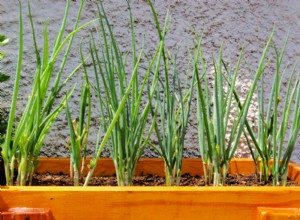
[1, 158, 300, 220]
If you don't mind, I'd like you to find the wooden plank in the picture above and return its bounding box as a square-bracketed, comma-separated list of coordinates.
[228, 158, 256, 174]
[257, 207, 300, 220]
[290, 165, 300, 184]
[34, 158, 260, 176]
[1, 208, 51, 220]
[2, 159, 300, 220]
[1, 187, 300, 220]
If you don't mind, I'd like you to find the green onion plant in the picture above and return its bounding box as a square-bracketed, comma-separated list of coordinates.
[1, 0, 93, 186]
[195, 31, 274, 186]
[84, 1, 163, 186]
[149, 51, 195, 186]
[0, 35, 10, 173]
[147, 0, 195, 186]
[65, 45, 91, 186]
[239, 34, 300, 185]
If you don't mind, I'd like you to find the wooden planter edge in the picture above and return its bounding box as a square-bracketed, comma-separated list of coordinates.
[33, 158, 300, 184]
[1, 158, 300, 220]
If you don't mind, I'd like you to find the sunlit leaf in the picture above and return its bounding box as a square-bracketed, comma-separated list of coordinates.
[0, 51, 6, 59]
[0, 35, 9, 46]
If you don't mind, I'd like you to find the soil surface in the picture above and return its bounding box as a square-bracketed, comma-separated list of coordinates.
[1, 1, 300, 161]
[31, 173, 298, 186]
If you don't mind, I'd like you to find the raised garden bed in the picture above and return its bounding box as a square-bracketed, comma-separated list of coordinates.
[1, 158, 300, 220]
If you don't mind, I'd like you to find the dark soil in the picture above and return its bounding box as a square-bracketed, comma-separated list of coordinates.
[30, 173, 299, 186]
[0, 159, 5, 185]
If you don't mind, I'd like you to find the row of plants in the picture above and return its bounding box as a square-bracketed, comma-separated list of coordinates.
[1, 0, 300, 187]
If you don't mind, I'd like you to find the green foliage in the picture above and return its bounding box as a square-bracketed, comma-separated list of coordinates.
[66, 46, 91, 186]
[0, 73, 10, 83]
[195, 31, 274, 186]
[0, 35, 10, 80]
[0, 35, 10, 166]
[84, 1, 160, 186]
[147, 0, 195, 186]
[0, 35, 9, 59]
[1, 0, 90, 186]
[0, 35, 9, 45]
[1, 0, 298, 188]
[0, 34, 10, 138]
[238, 34, 300, 185]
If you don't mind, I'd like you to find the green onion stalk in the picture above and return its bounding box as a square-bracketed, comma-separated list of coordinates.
[239, 33, 300, 185]
[65, 45, 91, 186]
[258, 34, 300, 186]
[149, 51, 195, 186]
[147, 0, 195, 186]
[0, 35, 10, 82]
[195, 30, 274, 186]
[0, 34, 10, 142]
[0, 34, 10, 186]
[83, 1, 162, 186]
[1, 0, 93, 186]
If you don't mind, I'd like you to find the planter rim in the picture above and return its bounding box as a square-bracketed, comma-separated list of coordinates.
[2, 158, 300, 220]
[2, 157, 300, 188]
[1, 185, 300, 191]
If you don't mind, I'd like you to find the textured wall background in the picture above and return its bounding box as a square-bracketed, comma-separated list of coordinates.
[0, 0, 300, 162]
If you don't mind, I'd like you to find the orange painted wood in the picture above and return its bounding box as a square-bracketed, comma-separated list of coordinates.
[34, 158, 257, 176]
[257, 207, 300, 220]
[1, 186, 300, 220]
[34, 158, 298, 180]
[1, 208, 51, 220]
[1, 158, 300, 220]
[290, 165, 300, 185]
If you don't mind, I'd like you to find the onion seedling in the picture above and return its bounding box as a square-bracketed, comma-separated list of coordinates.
[1, 0, 93, 186]
[147, 1, 195, 186]
[195, 31, 274, 186]
[236, 34, 300, 185]
[65, 45, 91, 186]
[149, 51, 195, 186]
[257, 35, 300, 186]
[84, 1, 162, 186]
